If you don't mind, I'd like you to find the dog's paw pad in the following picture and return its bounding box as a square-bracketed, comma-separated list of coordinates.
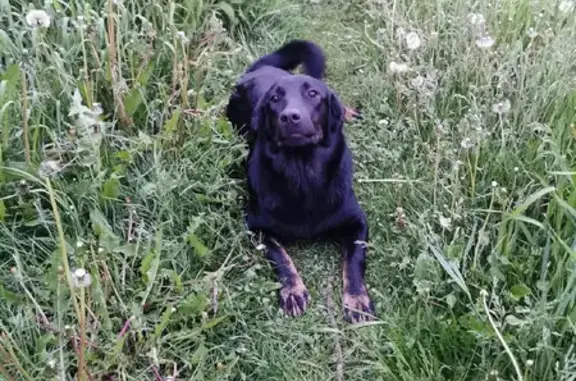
[343, 291, 375, 324]
[279, 283, 310, 317]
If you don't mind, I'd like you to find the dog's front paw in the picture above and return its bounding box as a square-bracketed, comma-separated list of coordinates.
[344, 106, 363, 122]
[279, 281, 310, 317]
[343, 290, 375, 323]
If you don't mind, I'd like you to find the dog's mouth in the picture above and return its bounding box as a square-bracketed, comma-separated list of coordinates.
[279, 132, 321, 147]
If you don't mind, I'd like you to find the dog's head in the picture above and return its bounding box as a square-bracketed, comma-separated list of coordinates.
[251, 74, 344, 149]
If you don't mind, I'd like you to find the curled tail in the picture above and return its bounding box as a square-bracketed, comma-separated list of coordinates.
[245, 39, 326, 79]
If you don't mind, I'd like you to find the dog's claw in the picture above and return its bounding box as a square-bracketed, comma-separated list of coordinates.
[343, 291, 375, 323]
[279, 283, 310, 317]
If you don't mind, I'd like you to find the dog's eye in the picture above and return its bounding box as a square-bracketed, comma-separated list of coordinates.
[308, 90, 318, 98]
[270, 95, 280, 103]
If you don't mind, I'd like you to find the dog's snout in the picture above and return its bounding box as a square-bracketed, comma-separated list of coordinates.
[280, 109, 301, 123]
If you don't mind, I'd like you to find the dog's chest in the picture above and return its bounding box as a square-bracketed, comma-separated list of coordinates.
[249, 160, 348, 237]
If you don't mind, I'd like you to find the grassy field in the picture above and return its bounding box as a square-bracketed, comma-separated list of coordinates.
[1, 0, 575, 379]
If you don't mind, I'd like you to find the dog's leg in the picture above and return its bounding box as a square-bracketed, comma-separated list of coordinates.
[264, 237, 310, 317]
[340, 219, 375, 323]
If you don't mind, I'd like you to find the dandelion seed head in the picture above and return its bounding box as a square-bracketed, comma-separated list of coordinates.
[25, 9, 51, 28]
[92, 102, 103, 116]
[460, 137, 474, 149]
[514, 166, 519, 172]
[468, 13, 486, 26]
[176, 31, 189, 44]
[491, 181, 498, 187]
[526, 359, 534, 367]
[527, 27, 538, 38]
[71, 267, 92, 288]
[405, 32, 422, 50]
[38, 160, 62, 178]
[410, 75, 425, 88]
[559, 0, 575, 13]
[491, 99, 511, 115]
[76, 241, 84, 248]
[256, 243, 266, 251]
[475, 35, 495, 49]
[439, 216, 452, 229]
[388, 61, 410, 74]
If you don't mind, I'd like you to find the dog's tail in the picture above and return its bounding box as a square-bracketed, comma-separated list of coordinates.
[245, 39, 326, 79]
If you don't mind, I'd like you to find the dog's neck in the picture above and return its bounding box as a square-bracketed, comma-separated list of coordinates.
[262, 137, 346, 192]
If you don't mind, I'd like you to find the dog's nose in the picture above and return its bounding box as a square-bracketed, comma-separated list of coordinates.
[280, 109, 301, 123]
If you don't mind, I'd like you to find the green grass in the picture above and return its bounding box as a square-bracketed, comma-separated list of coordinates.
[1, 0, 575, 379]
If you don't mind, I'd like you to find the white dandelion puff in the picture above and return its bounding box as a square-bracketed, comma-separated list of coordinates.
[410, 75, 425, 88]
[491, 181, 498, 187]
[25, 9, 51, 28]
[38, 159, 62, 178]
[514, 166, 519, 172]
[468, 13, 486, 27]
[92, 103, 103, 116]
[460, 137, 474, 149]
[559, 0, 575, 13]
[475, 35, 495, 49]
[439, 216, 452, 229]
[491, 99, 511, 115]
[527, 27, 538, 38]
[256, 243, 266, 251]
[76, 241, 84, 248]
[405, 32, 422, 50]
[176, 31, 189, 44]
[388, 61, 410, 74]
[72, 268, 92, 288]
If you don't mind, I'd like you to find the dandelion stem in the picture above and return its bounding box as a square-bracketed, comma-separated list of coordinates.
[21, 70, 30, 164]
[481, 290, 524, 381]
[45, 178, 86, 381]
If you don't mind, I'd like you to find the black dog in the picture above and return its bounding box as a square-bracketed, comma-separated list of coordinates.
[226, 40, 374, 323]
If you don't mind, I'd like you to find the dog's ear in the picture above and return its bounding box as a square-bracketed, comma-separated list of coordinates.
[327, 91, 344, 133]
[250, 93, 271, 137]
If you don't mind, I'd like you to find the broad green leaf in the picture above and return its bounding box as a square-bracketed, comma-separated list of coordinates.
[217, 2, 237, 25]
[163, 109, 182, 134]
[201, 315, 228, 329]
[507, 186, 555, 218]
[0, 200, 5, 222]
[510, 283, 531, 299]
[124, 87, 144, 116]
[102, 176, 120, 199]
[188, 233, 209, 257]
[90, 209, 114, 238]
[154, 306, 174, 338]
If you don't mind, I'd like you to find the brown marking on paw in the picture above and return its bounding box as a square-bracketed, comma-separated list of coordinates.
[344, 106, 358, 122]
[272, 241, 310, 317]
[342, 260, 375, 323]
[343, 290, 375, 323]
[279, 280, 310, 317]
